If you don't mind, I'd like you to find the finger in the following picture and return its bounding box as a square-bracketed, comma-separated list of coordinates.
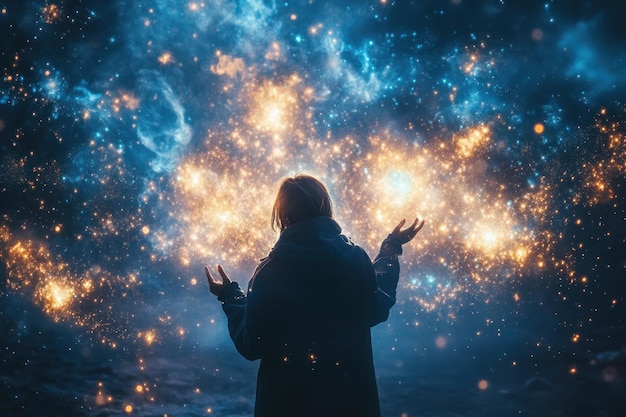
[217, 265, 232, 284]
[205, 266, 215, 283]
[406, 217, 419, 232]
[392, 218, 406, 234]
[400, 219, 423, 241]
[408, 219, 425, 238]
[205, 266, 222, 288]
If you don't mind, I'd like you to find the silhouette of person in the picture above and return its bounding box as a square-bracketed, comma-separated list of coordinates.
[205, 174, 424, 417]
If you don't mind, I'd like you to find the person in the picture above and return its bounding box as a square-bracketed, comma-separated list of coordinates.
[205, 174, 424, 417]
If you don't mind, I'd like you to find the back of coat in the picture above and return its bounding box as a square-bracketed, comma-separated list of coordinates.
[246, 217, 382, 417]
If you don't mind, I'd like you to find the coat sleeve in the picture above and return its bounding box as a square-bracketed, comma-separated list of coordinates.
[363, 235, 402, 327]
[218, 260, 271, 361]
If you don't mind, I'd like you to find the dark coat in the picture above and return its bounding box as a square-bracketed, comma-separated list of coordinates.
[218, 216, 402, 417]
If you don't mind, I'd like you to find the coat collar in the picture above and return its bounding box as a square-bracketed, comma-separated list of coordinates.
[277, 216, 341, 243]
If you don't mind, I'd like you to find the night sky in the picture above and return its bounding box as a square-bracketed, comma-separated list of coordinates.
[1, 0, 625, 416]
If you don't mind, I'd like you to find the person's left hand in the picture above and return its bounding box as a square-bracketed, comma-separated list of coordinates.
[390, 217, 425, 245]
[205, 265, 232, 297]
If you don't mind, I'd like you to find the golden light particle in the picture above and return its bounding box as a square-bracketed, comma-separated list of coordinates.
[141, 226, 150, 235]
[143, 330, 156, 345]
[478, 379, 489, 390]
[42, 4, 61, 23]
[534, 123, 545, 134]
[135, 385, 143, 393]
[124, 404, 133, 413]
[455, 125, 490, 157]
[435, 336, 447, 348]
[44, 281, 74, 311]
[158, 52, 173, 65]
[95, 389, 106, 405]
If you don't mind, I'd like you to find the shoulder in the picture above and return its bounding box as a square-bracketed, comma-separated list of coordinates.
[338, 233, 353, 245]
[248, 256, 276, 292]
[335, 236, 373, 274]
[348, 240, 371, 260]
[332, 233, 372, 262]
[253, 256, 273, 277]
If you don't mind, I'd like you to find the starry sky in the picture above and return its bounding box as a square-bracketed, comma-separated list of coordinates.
[1, 0, 625, 416]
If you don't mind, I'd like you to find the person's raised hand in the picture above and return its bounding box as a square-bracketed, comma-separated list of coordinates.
[390, 217, 425, 245]
[205, 265, 232, 297]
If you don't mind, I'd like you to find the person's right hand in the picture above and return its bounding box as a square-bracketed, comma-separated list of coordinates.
[205, 265, 232, 297]
[390, 217, 425, 244]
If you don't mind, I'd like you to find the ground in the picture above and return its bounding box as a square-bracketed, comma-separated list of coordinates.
[2, 318, 624, 417]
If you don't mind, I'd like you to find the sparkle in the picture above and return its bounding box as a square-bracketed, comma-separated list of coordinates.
[158, 52, 173, 65]
[43, 281, 74, 311]
[42, 4, 61, 24]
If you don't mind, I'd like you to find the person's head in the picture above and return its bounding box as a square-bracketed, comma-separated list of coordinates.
[271, 174, 333, 232]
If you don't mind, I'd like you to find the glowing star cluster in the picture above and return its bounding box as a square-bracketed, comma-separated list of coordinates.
[150, 157, 278, 270]
[580, 110, 626, 205]
[1, 0, 625, 415]
[2, 17, 623, 329]
[41, 4, 61, 24]
[143, 70, 603, 316]
[0, 225, 141, 347]
[0, 0, 626, 376]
